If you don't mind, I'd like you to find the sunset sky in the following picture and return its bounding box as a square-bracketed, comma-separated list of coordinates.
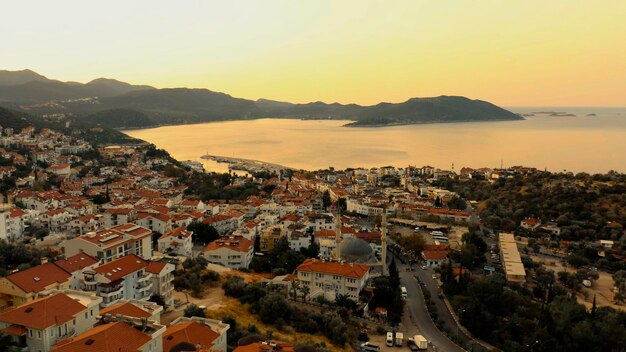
[3, 1, 625, 107]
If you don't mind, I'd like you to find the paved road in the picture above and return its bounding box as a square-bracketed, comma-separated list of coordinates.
[398, 262, 465, 352]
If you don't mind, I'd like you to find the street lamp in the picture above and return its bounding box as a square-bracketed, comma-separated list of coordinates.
[526, 340, 540, 352]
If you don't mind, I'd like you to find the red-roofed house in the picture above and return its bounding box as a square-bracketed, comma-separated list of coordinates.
[157, 226, 193, 257]
[203, 236, 254, 269]
[163, 316, 229, 352]
[135, 212, 172, 234]
[0, 263, 72, 309]
[296, 258, 370, 301]
[0, 291, 102, 352]
[422, 250, 448, 268]
[520, 217, 541, 230]
[50, 320, 166, 352]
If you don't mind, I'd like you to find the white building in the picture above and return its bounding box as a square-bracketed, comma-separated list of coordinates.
[62, 224, 153, 263]
[0, 291, 102, 352]
[157, 226, 193, 257]
[203, 236, 254, 269]
[79, 255, 171, 308]
[0, 204, 26, 241]
[295, 258, 370, 302]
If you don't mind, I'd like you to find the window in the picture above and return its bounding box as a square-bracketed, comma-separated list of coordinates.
[85, 312, 88, 319]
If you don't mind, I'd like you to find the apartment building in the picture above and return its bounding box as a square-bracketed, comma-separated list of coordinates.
[203, 236, 254, 269]
[0, 204, 26, 241]
[62, 224, 153, 263]
[295, 258, 370, 302]
[157, 226, 193, 257]
[100, 300, 163, 323]
[146, 261, 175, 307]
[0, 291, 101, 352]
[80, 255, 157, 308]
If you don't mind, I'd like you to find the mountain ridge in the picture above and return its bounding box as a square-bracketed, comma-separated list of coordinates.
[0, 69, 523, 128]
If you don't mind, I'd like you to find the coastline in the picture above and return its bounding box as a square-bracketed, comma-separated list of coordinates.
[119, 116, 525, 132]
[343, 117, 525, 128]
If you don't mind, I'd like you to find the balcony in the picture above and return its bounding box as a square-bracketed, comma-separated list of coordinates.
[137, 282, 153, 294]
[98, 285, 123, 297]
[137, 273, 153, 284]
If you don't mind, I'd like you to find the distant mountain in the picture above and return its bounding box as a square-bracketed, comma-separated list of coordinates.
[0, 69, 50, 85]
[0, 69, 523, 128]
[0, 70, 154, 102]
[343, 96, 523, 127]
[82, 108, 157, 129]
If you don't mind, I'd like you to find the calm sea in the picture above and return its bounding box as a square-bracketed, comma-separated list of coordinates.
[124, 107, 626, 174]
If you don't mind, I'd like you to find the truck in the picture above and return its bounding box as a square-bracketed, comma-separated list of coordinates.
[414, 335, 428, 349]
[395, 332, 404, 346]
[401, 286, 408, 299]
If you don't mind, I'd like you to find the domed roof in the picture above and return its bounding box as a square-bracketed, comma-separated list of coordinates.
[339, 237, 376, 264]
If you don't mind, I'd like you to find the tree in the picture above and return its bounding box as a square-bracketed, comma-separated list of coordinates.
[254, 234, 261, 253]
[184, 304, 206, 318]
[187, 222, 219, 245]
[337, 197, 347, 213]
[396, 233, 426, 256]
[613, 270, 626, 297]
[148, 294, 167, 309]
[389, 259, 400, 289]
[322, 190, 332, 210]
[259, 293, 292, 324]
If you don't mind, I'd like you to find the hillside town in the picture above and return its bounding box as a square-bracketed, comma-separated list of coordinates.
[0, 124, 625, 352]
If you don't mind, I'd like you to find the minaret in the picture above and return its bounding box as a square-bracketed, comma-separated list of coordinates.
[381, 209, 388, 276]
[335, 211, 342, 261]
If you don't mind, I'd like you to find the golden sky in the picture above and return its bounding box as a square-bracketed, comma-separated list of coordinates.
[3, 1, 625, 106]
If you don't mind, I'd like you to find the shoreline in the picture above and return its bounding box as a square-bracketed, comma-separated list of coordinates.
[119, 116, 524, 132]
[343, 117, 525, 128]
[201, 154, 297, 174]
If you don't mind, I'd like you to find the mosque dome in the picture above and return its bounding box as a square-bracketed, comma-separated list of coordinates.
[339, 237, 376, 264]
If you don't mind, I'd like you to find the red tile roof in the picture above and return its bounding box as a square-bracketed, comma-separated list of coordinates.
[6, 262, 71, 293]
[145, 261, 168, 275]
[100, 302, 151, 319]
[423, 250, 448, 261]
[94, 255, 148, 282]
[0, 293, 86, 329]
[159, 226, 192, 240]
[54, 253, 99, 274]
[296, 259, 369, 279]
[163, 322, 219, 352]
[204, 236, 252, 253]
[51, 322, 151, 352]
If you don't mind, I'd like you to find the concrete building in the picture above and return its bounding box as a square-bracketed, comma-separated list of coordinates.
[295, 258, 370, 302]
[0, 291, 101, 352]
[79, 255, 170, 308]
[499, 233, 526, 284]
[0, 263, 71, 309]
[203, 236, 254, 269]
[157, 226, 193, 257]
[62, 224, 153, 263]
[0, 204, 26, 241]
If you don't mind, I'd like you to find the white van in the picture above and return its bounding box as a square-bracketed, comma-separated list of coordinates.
[401, 286, 408, 299]
[386, 332, 394, 347]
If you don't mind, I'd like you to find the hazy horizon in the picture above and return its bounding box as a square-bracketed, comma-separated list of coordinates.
[2, 1, 625, 107]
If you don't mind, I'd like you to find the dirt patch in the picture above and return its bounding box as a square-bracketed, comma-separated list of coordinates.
[531, 255, 625, 312]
